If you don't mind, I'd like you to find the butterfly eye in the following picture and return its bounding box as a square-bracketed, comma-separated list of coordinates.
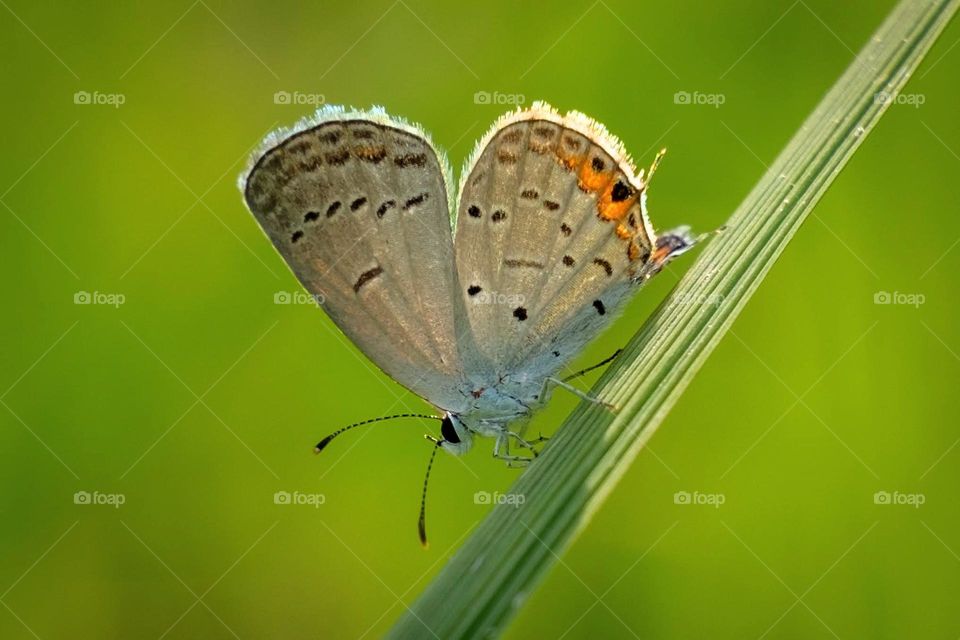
[440, 415, 461, 443]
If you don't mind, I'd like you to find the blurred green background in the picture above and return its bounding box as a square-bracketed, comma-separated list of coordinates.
[2, 1, 958, 638]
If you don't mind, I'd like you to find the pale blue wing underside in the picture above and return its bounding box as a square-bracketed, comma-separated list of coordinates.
[242, 107, 483, 413]
[453, 103, 658, 384]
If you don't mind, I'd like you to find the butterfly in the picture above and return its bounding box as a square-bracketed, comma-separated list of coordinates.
[240, 102, 694, 544]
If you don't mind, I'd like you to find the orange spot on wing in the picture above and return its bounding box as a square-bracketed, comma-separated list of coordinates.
[578, 163, 612, 193]
[549, 133, 648, 254]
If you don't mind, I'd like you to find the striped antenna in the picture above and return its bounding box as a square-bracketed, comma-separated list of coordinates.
[314, 413, 440, 453]
[418, 436, 443, 548]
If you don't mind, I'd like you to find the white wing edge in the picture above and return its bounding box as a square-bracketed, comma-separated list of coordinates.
[236, 105, 457, 230]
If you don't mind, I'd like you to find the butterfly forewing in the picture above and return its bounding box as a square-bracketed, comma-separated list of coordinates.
[243, 111, 472, 411]
[454, 104, 657, 376]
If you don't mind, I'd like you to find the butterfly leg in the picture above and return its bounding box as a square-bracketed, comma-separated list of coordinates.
[508, 432, 553, 460]
[562, 349, 623, 383]
[493, 432, 535, 467]
[544, 377, 618, 412]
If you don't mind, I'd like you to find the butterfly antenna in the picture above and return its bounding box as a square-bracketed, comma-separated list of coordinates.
[314, 413, 441, 453]
[418, 436, 442, 549]
[644, 148, 667, 187]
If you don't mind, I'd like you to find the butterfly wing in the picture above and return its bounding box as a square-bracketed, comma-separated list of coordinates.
[454, 102, 659, 381]
[242, 107, 475, 412]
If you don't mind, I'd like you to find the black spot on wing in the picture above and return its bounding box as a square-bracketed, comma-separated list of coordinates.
[350, 197, 368, 211]
[593, 258, 613, 276]
[376, 200, 396, 218]
[304, 210, 319, 222]
[403, 192, 429, 210]
[520, 189, 539, 200]
[467, 205, 481, 218]
[593, 300, 606, 315]
[611, 180, 633, 202]
[395, 153, 427, 168]
[504, 259, 544, 269]
[491, 210, 506, 222]
[326, 201, 342, 217]
[291, 230, 303, 243]
[467, 285, 482, 296]
[353, 265, 384, 292]
[543, 200, 560, 211]
[513, 307, 528, 321]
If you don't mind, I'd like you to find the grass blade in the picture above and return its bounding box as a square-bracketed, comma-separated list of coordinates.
[389, 1, 958, 637]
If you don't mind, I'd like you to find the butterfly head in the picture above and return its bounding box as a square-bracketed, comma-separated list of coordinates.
[437, 413, 473, 456]
[641, 226, 697, 280]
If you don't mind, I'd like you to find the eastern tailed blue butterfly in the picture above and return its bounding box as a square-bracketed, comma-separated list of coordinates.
[240, 102, 694, 544]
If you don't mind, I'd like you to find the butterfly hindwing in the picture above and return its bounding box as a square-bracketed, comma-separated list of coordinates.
[243, 108, 472, 411]
[454, 103, 657, 378]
